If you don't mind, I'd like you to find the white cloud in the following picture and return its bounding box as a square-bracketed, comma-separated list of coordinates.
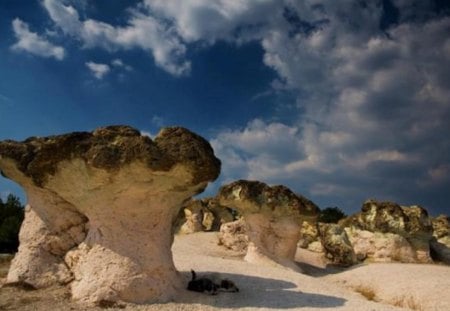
[42, 0, 190, 76]
[32, 0, 450, 212]
[209, 2, 450, 212]
[85, 61, 110, 79]
[11, 18, 65, 60]
[112, 58, 133, 71]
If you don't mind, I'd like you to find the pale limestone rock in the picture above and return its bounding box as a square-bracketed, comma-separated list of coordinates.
[175, 198, 235, 234]
[345, 228, 416, 263]
[0, 125, 220, 304]
[178, 200, 205, 234]
[218, 218, 248, 254]
[217, 180, 319, 270]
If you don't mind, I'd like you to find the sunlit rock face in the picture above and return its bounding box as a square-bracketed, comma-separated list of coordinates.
[341, 200, 433, 263]
[174, 198, 235, 234]
[0, 126, 220, 304]
[217, 180, 319, 270]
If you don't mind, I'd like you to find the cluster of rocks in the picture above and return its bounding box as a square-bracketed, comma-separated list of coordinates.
[1, 125, 449, 306]
[176, 197, 450, 268]
[174, 198, 236, 234]
[297, 200, 450, 266]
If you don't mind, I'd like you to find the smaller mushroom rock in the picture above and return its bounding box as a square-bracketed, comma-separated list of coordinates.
[217, 180, 319, 270]
[0, 125, 220, 304]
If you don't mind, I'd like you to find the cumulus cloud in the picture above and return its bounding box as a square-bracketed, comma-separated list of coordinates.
[26, 0, 450, 212]
[42, 0, 190, 76]
[208, 1, 450, 213]
[11, 18, 65, 60]
[85, 61, 110, 79]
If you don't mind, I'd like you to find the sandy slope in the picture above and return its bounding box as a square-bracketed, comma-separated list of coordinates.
[1, 232, 449, 310]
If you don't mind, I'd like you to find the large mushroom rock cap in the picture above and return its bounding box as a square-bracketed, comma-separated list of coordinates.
[0, 125, 221, 304]
[0, 125, 220, 187]
[216, 180, 319, 220]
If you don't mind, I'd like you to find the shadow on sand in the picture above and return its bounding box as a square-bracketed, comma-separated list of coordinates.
[178, 271, 346, 309]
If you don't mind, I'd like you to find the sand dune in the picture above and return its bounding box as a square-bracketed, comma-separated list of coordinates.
[1, 232, 449, 310]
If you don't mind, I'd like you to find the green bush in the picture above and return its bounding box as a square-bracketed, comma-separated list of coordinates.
[318, 206, 346, 223]
[0, 194, 24, 253]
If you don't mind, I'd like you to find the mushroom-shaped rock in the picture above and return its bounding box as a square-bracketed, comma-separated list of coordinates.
[0, 126, 220, 304]
[216, 180, 319, 270]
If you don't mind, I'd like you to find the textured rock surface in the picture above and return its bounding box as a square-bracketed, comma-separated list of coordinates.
[218, 218, 248, 254]
[217, 180, 319, 269]
[344, 228, 416, 262]
[175, 198, 235, 234]
[341, 200, 433, 263]
[430, 215, 450, 264]
[0, 125, 220, 304]
[318, 223, 357, 266]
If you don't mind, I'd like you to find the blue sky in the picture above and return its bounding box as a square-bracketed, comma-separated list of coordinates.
[1, 0, 449, 216]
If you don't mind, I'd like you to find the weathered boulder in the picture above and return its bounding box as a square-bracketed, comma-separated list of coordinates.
[430, 215, 450, 264]
[341, 200, 433, 263]
[344, 227, 417, 263]
[0, 126, 220, 304]
[318, 223, 357, 266]
[217, 180, 319, 270]
[218, 218, 248, 254]
[175, 198, 235, 234]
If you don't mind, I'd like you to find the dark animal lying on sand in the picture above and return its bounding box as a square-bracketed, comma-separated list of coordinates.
[187, 270, 239, 295]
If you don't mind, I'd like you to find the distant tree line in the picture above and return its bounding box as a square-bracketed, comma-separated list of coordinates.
[0, 194, 24, 253]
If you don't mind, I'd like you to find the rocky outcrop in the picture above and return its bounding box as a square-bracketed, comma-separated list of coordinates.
[217, 180, 319, 270]
[318, 223, 357, 266]
[341, 200, 433, 263]
[175, 198, 235, 234]
[0, 126, 220, 304]
[430, 215, 450, 264]
[218, 218, 248, 254]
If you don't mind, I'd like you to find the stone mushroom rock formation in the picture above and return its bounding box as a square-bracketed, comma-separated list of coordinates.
[341, 200, 433, 263]
[0, 125, 220, 304]
[216, 180, 319, 270]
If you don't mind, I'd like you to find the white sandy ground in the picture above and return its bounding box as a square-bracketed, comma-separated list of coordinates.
[1, 232, 450, 310]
